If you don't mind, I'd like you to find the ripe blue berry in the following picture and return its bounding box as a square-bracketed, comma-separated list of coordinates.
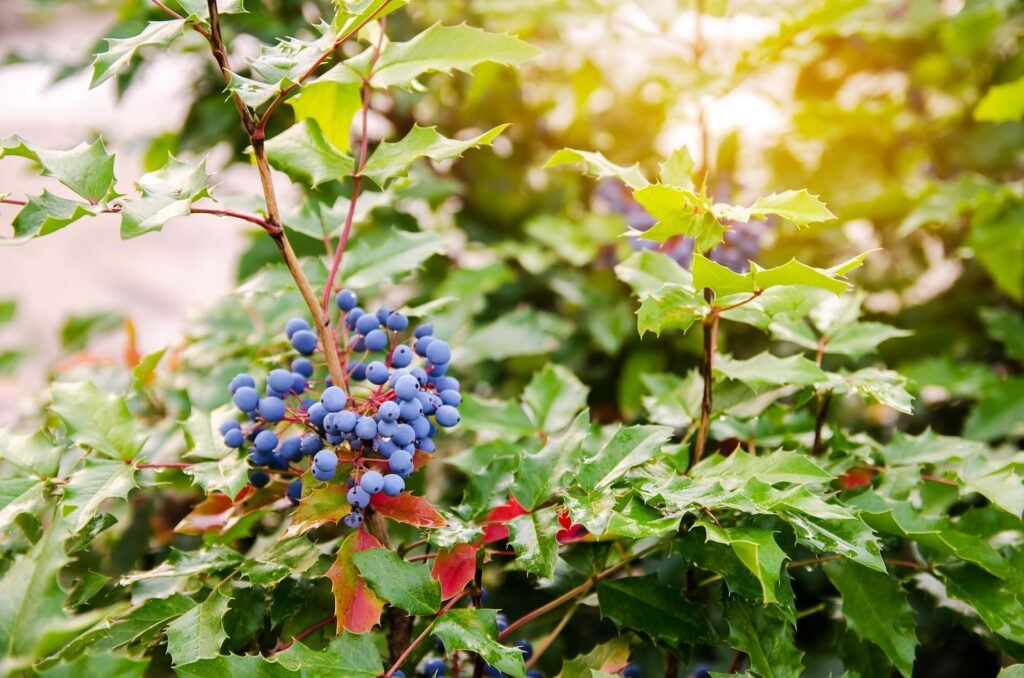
[258, 396, 286, 422]
[411, 415, 431, 439]
[336, 410, 358, 433]
[219, 420, 240, 435]
[375, 306, 392, 322]
[418, 437, 436, 453]
[313, 450, 338, 472]
[399, 398, 423, 422]
[284, 317, 309, 339]
[278, 436, 302, 462]
[355, 313, 380, 335]
[390, 344, 414, 368]
[378, 420, 398, 438]
[382, 473, 404, 496]
[360, 470, 384, 494]
[411, 367, 428, 385]
[435, 405, 460, 428]
[307, 402, 327, 428]
[345, 307, 364, 329]
[250, 471, 270, 488]
[394, 374, 420, 401]
[440, 389, 462, 406]
[300, 434, 323, 455]
[386, 312, 409, 331]
[424, 659, 446, 677]
[228, 373, 255, 394]
[425, 340, 451, 365]
[388, 450, 414, 476]
[526, 671, 543, 678]
[291, 373, 307, 394]
[321, 386, 347, 412]
[312, 465, 335, 482]
[416, 392, 437, 415]
[622, 664, 642, 678]
[496, 612, 508, 632]
[393, 424, 415, 447]
[414, 335, 435, 356]
[355, 416, 377, 440]
[349, 362, 367, 381]
[414, 324, 433, 338]
[378, 400, 400, 423]
[366, 360, 389, 384]
[336, 289, 358, 311]
[435, 376, 460, 392]
[224, 428, 245, 448]
[254, 430, 278, 453]
[287, 478, 303, 504]
[267, 368, 294, 393]
[364, 329, 388, 351]
[378, 439, 399, 458]
[232, 386, 259, 412]
[342, 512, 363, 528]
[346, 486, 371, 508]
[290, 329, 317, 354]
[291, 357, 314, 378]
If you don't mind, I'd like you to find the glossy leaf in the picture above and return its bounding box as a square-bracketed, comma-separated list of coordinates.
[433, 608, 526, 677]
[352, 547, 441, 615]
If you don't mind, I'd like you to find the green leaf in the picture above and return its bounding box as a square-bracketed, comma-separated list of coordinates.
[120, 546, 243, 584]
[332, 0, 409, 35]
[523, 363, 589, 434]
[635, 284, 705, 336]
[981, 307, 1024, 362]
[340, 227, 445, 288]
[692, 449, 833, 488]
[351, 548, 440, 615]
[974, 75, 1024, 122]
[827, 368, 914, 414]
[998, 667, 1024, 678]
[60, 311, 124, 352]
[166, 590, 232, 666]
[577, 424, 673, 490]
[750, 258, 849, 295]
[459, 395, 536, 439]
[544, 148, 649, 190]
[91, 20, 187, 87]
[824, 321, 912, 358]
[1, 137, 116, 202]
[714, 352, 826, 389]
[288, 81, 361, 153]
[281, 483, 352, 538]
[263, 119, 352, 186]
[244, 537, 322, 586]
[0, 477, 45, 531]
[433, 608, 526, 677]
[448, 440, 521, 519]
[723, 189, 835, 227]
[698, 522, 790, 607]
[939, 564, 1024, 646]
[51, 381, 146, 460]
[120, 156, 212, 238]
[659, 146, 696, 189]
[457, 309, 572, 364]
[508, 506, 560, 578]
[964, 378, 1024, 440]
[614, 250, 693, 298]
[633, 184, 722, 251]
[36, 652, 148, 677]
[556, 638, 630, 678]
[641, 371, 702, 428]
[0, 429, 62, 477]
[79, 593, 196, 652]
[824, 559, 917, 677]
[175, 0, 246, 20]
[726, 598, 804, 678]
[361, 124, 508, 188]
[513, 412, 589, 510]
[272, 631, 385, 677]
[4, 190, 95, 244]
[693, 254, 757, 296]
[183, 454, 250, 499]
[597, 574, 710, 646]
[63, 458, 137, 532]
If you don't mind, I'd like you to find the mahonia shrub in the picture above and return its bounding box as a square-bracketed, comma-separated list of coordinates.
[0, 1, 1022, 678]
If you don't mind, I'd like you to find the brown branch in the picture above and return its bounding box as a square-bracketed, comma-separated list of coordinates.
[384, 590, 471, 677]
[525, 602, 577, 670]
[692, 311, 719, 467]
[811, 390, 832, 456]
[269, 613, 336, 656]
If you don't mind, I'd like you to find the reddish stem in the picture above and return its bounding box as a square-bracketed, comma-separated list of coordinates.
[136, 462, 193, 469]
[269, 614, 336, 655]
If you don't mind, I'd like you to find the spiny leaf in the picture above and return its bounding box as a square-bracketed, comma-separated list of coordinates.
[327, 528, 385, 634]
[287, 81, 361, 152]
[632, 184, 722, 252]
[513, 411, 590, 510]
[523, 363, 589, 434]
[51, 381, 146, 461]
[544, 148, 649, 190]
[615, 249, 693, 298]
[370, 492, 447, 527]
[62, 458, 137, 532]
[1, 137, 116, 203]
[165, 589, 232, 666]
[340, 227, 445, 288]
[597, 574, 711, 646]
[120, 156, 212, 239]
[360, 124, 508, 188]
[578, 424, 673, 490]
[508, 506, 560, 578]
[698, 522, 790, 608]
[4, 191, 95, 244]
[635, 284, 705, 336]
[714, 352, 826, 389]
[726, 598, 804, 678]
[263, 119, 352, 186]
[352, 547, 441, 615]
[282, 483, 351, 538]
[432, 543, 478, 600]
[433, 608, 526, 677]
[91, 20, 187, 87]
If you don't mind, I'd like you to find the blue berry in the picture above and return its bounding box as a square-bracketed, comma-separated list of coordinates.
[436, 376, 460, 392]
[513, 640, 533, 661]
[425, 340, 451, 365]
[342, 512, 363, 528]
[278, 436, 302, 462]
[424, 659, 446, 677]
[355, 416, 377, 440]
[347, 486, 371, 508]
[287, 478, 303, 504]
[336, 289, 358, 311]
[496, 612, 508, 632]
[391, 672, 405, 678]
[416, 392, 437, 415]
[250, 471, 270, 488]
[376, 306, 392, 322]
[440, 389, 462, 406]
[291, 372, 307, 394]
[418, 437, 436, 454]
[378, 439, 399, 458]
[414, 335, 435, 357]
[414, 324, 433, 338]
[313, 450, 338, 472]
[378, 401, 400, 423]
[258, 396, 286, 422]
[426, 361, 447, 377]
[300, 434, 323, 455]
[366, 361, 389, 384]
[399, 398, 423, 422]
[291, 330, 317, 354]
[229, 373, 256, 394]
[268, 453, 289, 470]
[291, 357, 314, 378]
[321, 386, 347, 412]
[390, 344, 414, 368]
[378, 420, 398, 437]
[386, 312, 409, 331]
[336, 410, 358, 433]
[219, 420, 240, 435]
[411, 415, 431, 439]
[360, 470, 384, 494]
[349, 362, 366, 381]
[526, 672, 543, 678]
[388, 450, 414, 476]
[307, 402, 328, 428]
[364, 329, 388, 351]
[355, 313, 380, 335]
[224, 428, 245, 448]
[326, 432, 344, 445]
[249, 450, 272, 466]
[285, 317, 310, 339]
[232, 386, 259, 412]
[622, 664, 641, 678]
[435, 405, 460, 428]
[267, 368, 294, 393]
[382, 473, 405, 496]
[254, 430, 278, 453]
[394, 374, 420, 401]
[411, 367, 428, 385]
[312, 465, 335, 481]
[345, 307, 364, 329]
[393, 424, 415, 447]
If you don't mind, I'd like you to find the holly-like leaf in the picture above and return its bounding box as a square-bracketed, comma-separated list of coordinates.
[660, 146, 696, 189]
[513, 411, 590, 510]
[287, 81, 361, 153]
[175, 493, 236, 536]
[824, 559, 917, 677]
[2, 136, 116, 203]
[578, 424, 673, 490]
[325, 22, 540, 90]
[0, 429, 62, 479]
[165, 590, 232, 666]
[340, 227, 445, 288]
[432, 542, 478, 600]
[714, 352, 826, 389]
[352, 547, 441, 615]
[282, 483, 351, 538]
[35, 652, 148, 677]
[447, 441, 521, 519]
[698, 522, 790, 607]
[557, 637, 631, 678]
[964, 378, 1024, 441]
[939, 564, 1024, 646]
[272, 631, 385, 677]
[974, 75, 1024, 122]
[824, 321, 912, 358]
[459, 395, 536, 439]
[63, 458, 137, 532]
[263, 119, 352, 186]
[523, 363, 589, 434]
[91, 20, 187, 87]
[183, 454, 250, 499]
[244, 536, 321, 586]
[597, 574, 711, 646]
[457, 308, 572, 364]
[371, 492, 447, 527]
[73, 593, 196, 653]
[692, 254, 757, 296]
[725, 598, 804, 678]
[3, 191, 95, 244]
[433, 608, 526, 677]
[175, 0, 246, 20]
[327, 528, 385, 633]
[615, 249, 693, 298]
[544, 148, 649, 190]
[633, 184, 722, 252]
[635, 284, 705, 336]
[360, 124, 508, 188]
[717, 189, 835, 228]
[827, 368, 914, 414]
[120, 546, 243, 584]
[120, 156, 212, 238]
[51, 381, 146, 461]
[508, 506, 560, 579]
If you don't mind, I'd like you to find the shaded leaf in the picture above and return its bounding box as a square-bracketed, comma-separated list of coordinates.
[433, 608, 526, 677]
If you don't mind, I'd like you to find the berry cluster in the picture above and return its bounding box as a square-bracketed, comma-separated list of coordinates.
[219, 288, 462, 527]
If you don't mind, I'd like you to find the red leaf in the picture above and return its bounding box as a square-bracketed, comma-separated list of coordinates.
[371, 492, 447, 528]
[327, 527, 384, 634]
[175, 493, 234, 535]
[413, 450, 432, 470]
[840, 467, 875, 490]
[558, 509, 572, 529]
[556, 523, 589, 545]
[431, 543, 478, 600]
[481, 496, 528, 544]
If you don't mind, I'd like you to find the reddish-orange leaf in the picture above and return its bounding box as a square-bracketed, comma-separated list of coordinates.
[282, 483, 351, 539]
[175, 493, 235, 535]
[413, 450, 432, 470]
[327, 527, 385, 634]
[481, 496, 528, 544]
[371, 492, 447, 528]
[840, 467, 875, 490]
[431, 542, 478, 600]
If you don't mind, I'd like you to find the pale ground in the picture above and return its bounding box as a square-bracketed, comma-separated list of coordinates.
[0, 2, 251, 423]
